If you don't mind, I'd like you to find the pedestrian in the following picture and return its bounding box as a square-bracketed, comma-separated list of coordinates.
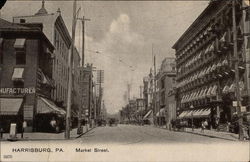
[204, 119, 208, 129]
[201, 121, 205, 133]
[50, 117, 57, 132]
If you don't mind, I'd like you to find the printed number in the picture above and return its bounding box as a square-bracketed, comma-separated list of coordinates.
[3, 155, 12, 159]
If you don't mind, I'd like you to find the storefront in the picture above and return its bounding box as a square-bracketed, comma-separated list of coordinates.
[0, 98, 24, 133]
[35, 96, 66, 132]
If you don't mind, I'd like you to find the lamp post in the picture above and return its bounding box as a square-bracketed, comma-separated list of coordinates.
[190, 105, 194, 131]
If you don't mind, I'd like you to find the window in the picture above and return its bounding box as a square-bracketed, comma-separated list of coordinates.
[16, 51, 26, 65]
[20, 19, 26, 23]
[13, 80, 24, 88]
[13, 81, 24, 95]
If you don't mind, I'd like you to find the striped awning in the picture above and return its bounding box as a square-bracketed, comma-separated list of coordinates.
[0, 98, 23, 115]
[143, 110, 152, 119]
[36, 97, 66, 115]
[12, 68, 24, 81]
[14, 38, 26, 49]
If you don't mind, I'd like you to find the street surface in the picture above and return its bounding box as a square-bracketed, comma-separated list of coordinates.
[74, 124, 240, 144]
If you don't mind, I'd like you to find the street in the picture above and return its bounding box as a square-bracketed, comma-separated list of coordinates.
[74, 124, 240, 144]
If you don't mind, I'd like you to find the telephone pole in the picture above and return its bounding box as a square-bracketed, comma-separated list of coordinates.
[153, 45, 157, 126]
[77, 16, 90, 67]
[232, 0, 243, 140]
[65, 0, 78, 139]
[77, 16, 90, 134]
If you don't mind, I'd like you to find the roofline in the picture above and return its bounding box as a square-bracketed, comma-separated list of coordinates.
[1, 29, 54, 50]
[13, 13, 55, 19]
[172, 2, 211, 49]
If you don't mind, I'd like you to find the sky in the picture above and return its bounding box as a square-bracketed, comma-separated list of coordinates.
[1, 0, 208, 114]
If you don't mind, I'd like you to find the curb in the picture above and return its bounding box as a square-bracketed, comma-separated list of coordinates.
[183, 130, 238, 141]
[75, 126, 95, 139]
[148, 125, 239, 141]
[0, 127, 96, 141]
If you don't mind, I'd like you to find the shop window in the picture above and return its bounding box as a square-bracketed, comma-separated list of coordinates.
[16, 51, 26, 65]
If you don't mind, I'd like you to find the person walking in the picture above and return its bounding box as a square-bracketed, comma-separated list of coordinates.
[201, 120, 205, 133]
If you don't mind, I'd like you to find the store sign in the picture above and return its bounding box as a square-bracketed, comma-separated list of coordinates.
[0, 88, 36, 94]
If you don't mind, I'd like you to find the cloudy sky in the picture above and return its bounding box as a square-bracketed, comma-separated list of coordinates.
[1, 0, 208, 114]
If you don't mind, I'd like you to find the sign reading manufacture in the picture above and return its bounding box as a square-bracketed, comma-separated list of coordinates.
[0, 88, 36, 94]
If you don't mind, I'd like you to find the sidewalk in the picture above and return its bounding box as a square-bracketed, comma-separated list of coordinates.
[147, 124, 241, 141]
[181, 128, 240, 141]
[0, 125, 93, 141]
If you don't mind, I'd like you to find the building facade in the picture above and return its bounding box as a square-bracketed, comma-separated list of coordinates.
[155, 57, 176, 127]
[13, 2, 81, 110]
[173, 0, 250, 129]
[0, 18, 59, 132]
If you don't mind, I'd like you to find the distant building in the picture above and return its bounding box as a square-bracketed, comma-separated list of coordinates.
[0, 18, 57, 132]
[79, 64, 93, 124]
[155, 57, 176, 127]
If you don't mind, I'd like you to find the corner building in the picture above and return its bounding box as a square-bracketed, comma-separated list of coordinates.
[173, 0, 250, 129]
[13, 2, 81, 109]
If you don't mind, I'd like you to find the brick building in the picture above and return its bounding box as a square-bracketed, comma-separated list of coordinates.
[0, 18, 59, 132]
[13, 1, 82, 118]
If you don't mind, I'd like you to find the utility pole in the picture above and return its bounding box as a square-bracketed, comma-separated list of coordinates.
[153, 44, 157, 126]
[232, 0, 243, 140]
[77, 16, 90, 134]
[89, 64, 93, 128]
[77, 16, 90, 67]
[65, 0, 77, 139]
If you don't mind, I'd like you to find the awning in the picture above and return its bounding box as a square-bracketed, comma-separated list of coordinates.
[191, 108, 211, 118]
[178, 111, 188, 118]
[193, 109, 203, 116]
[143, 110, 152, 119]
[210, 85, 217, 96]
[201, 87, 208, 98]
[14, 38, 26, 49]
[199, 108, 211, 117]
[156, 108, 166, 117]
[222, 85, 230, 94]
[12, 68, 24, 81]
[228, 83, 235, 92]
[206, 85, 213, 97]
[184, 110, 194, 118]
[36, 97, 66, 115]
[0, 98, 23, 115]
